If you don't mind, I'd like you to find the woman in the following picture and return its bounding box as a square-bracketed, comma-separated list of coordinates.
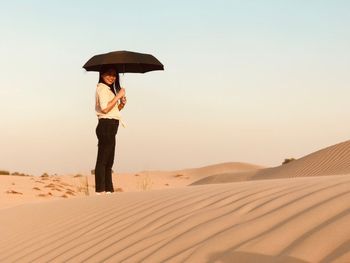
[94, 65, 126, 195]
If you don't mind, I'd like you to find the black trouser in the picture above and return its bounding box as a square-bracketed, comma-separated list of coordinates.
[95, 118, 119, 192]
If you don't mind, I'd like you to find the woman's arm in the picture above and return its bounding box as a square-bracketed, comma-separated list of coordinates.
[101, 88, 125, 114]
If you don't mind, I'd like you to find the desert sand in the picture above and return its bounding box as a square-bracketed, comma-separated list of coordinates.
[1, 140, 350, 262]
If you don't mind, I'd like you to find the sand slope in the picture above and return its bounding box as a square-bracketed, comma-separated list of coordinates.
[138, 162, 264, 178]
[0, 174, 349, 263]
[192, 140, 350, 185]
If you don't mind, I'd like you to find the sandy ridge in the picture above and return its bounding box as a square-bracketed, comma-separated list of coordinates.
[192, 140, 350, 185]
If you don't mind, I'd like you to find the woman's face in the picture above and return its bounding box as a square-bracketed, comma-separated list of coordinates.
[101, 69, 117, 85]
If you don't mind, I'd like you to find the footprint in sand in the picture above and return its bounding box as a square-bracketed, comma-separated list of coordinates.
[44, 183, 56, 188]
[35, 180, 45, 184]
[65, 190, 76, 196]
[37, 192, 53, 197]
[6, 190, 23, 195]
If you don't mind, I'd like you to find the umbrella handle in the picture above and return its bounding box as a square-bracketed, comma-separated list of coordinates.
[119, 74, 125, 89]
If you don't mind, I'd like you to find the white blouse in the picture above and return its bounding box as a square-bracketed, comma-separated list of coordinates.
[95, 82, 122, 121]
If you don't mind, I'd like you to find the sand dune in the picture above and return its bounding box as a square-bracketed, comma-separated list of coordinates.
[192, 140, 350, 185]
[95, 162, 264, 192]
[2, 141, 350, 262]
[0, 174, 349, 262]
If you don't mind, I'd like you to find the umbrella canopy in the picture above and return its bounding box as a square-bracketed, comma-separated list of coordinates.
[83, 50, 164, 73]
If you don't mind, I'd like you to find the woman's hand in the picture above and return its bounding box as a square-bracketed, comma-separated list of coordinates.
[117, 88, 126, 100]
[118, 96, 127, 111]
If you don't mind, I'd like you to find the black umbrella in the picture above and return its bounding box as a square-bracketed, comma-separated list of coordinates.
[83, 50, 164, 73]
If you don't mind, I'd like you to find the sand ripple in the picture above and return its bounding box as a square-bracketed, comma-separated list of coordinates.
[0, 175, 349, 262]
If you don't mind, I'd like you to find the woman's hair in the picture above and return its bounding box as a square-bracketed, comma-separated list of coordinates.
[98, 65, 121, 95]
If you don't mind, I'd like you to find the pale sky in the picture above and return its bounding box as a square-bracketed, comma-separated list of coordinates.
[1, 0, 350, 175]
